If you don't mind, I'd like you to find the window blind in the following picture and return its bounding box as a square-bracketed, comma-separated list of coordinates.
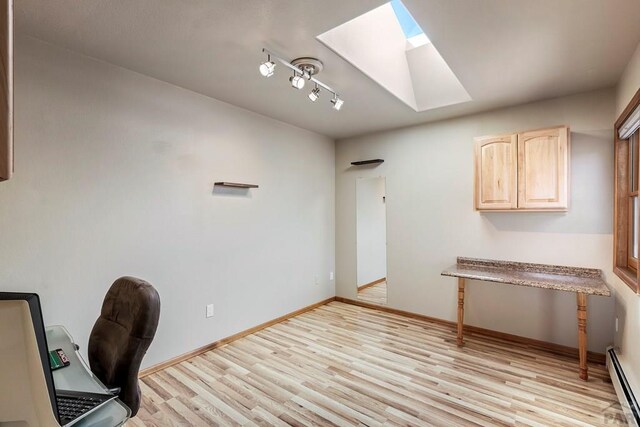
[619, 104, 640, 140]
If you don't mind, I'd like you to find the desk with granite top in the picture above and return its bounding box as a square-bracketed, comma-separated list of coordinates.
[441, 257, 611, 381]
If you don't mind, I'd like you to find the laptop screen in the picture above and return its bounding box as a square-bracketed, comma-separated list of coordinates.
[0, 293, 60, 425]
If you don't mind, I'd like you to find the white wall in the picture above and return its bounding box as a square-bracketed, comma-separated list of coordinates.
[617, 41, 640, 116]
[614, 41, 640, 396]
[337, 88, 616, 353]
[356, 177, 387, 286]
[0, 37, 335, 369]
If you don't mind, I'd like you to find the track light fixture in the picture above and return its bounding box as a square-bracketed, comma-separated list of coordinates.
[259, 55, 276, 77]
[331, 94, 344, 111]
[308, 85, 320, 102]
[289, 72, 305, 90]
[259, 48, 344, 112]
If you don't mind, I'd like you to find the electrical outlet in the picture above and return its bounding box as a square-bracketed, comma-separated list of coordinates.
[206, 304, 214, 318]
[329, 271, 334, 280]
[615, 317, 619, 332]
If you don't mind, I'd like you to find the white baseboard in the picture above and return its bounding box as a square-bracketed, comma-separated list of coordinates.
[607, 346, 639, 426]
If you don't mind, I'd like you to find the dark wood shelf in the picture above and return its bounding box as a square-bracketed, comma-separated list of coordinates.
[351, 159, 384, 166]
[214, 182, 259, 189]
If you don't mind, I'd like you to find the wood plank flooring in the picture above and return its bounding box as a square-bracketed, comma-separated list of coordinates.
[357, 281, 387, 306]
[131, 301, 626, 426]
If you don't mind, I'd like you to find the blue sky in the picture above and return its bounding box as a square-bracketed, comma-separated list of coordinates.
[390, 0, 424, 38]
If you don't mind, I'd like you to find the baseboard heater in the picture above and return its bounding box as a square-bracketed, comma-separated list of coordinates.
[607, 346, 639, 426]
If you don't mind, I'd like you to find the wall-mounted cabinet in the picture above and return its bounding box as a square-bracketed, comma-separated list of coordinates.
[0, 0, 12, 182]
[474, 126, 570, 212]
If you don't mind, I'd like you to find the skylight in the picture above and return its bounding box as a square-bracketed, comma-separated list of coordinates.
[317, 1, 470, 112]
[390, 0, 430, 47]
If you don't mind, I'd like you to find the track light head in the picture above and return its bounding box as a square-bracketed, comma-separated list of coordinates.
[308, 86, 320, 102]
[331, 95, 344, 111]
[290, 74, 305, 90]
[259, 60, 276, 77]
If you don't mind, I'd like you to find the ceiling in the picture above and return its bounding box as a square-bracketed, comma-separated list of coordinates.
[15, 0, 640, 139]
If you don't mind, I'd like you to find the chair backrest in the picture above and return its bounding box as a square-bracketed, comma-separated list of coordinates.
[88, 277, 160, 417]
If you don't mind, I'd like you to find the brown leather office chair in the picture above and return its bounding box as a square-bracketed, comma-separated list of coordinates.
[88, 276, 160, 417]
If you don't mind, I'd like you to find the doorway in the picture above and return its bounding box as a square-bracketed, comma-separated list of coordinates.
[356, 177, 387, 306]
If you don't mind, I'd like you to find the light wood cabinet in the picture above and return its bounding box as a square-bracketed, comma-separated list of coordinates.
[0, 0, 11, 182]
[474, 126, 570, 211]
[474, 134, 517, 210]
[517, 127, 569, 209]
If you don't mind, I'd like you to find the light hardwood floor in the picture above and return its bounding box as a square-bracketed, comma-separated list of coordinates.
[356, 281, 387, 306]
[131, 301, 625, 426]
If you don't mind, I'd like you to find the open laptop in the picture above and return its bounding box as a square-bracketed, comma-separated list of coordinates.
[0, 292, 116, 427]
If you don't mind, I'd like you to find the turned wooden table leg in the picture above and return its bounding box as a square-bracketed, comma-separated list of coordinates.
[457, 278, 465, 346]
[577, 292, 588, 381]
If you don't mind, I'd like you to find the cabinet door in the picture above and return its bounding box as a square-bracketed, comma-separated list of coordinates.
[517, 127, 569, 210]
[0, 0, 11, 182]
[474, 134, 518, 210]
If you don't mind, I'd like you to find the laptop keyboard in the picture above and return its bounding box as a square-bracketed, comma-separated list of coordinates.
[56, 390, 114, 425]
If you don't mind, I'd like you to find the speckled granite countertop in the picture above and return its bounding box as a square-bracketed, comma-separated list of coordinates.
[441, 257, 611, 296]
